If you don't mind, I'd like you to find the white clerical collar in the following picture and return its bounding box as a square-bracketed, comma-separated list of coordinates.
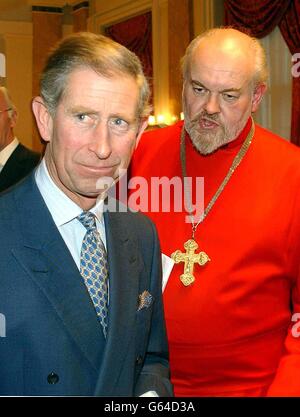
[35, 158, 105, 228]
[0, 137, 19, 166]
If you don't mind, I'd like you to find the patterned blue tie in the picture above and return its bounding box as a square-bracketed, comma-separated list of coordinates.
[77, 211, 108, 337]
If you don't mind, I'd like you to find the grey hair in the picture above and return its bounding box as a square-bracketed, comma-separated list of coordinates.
[0, 86, 16, 118]
[181, 27, 268, 86]
[40, 31, 151, 118]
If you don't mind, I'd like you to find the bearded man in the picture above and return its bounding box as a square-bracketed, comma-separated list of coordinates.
[129, 27, 300, 396]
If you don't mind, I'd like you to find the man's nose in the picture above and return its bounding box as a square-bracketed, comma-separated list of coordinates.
[204, 93, 220, 115]
[89, 123, 112, 159]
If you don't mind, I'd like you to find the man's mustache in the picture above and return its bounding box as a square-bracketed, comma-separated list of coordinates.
[190, 111, 220, 124]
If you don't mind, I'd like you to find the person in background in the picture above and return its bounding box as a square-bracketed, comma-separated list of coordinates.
[129, 27, 300, 396]
[0, 32, 172, 397]
[0, 87, 40, 192]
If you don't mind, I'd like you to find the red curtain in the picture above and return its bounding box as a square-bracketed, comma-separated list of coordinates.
[225, 0, 290, 37]
[225, 0, 300, 146]
[279, 1, 300, 145]
[105, 12, 153, 106]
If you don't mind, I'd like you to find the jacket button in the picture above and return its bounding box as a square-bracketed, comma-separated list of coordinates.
[136, 355, 143, 365]
[47, 372, 59, 384]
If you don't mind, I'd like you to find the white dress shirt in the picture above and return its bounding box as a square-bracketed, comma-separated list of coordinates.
[0, 137, 19, 172]
[35, 158, 106, 270]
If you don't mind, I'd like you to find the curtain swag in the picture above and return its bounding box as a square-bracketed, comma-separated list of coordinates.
[225, 0, 300, 145]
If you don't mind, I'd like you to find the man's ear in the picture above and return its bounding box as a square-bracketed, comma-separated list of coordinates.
[135, 118, 148, 149]
[32, 97, 53, 142]
[9, 107, 18, 129]
[251, 83, 267, 113]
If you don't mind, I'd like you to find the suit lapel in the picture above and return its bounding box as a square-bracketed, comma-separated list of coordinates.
[11, 176, 143, 391]
[94, 210, 143, 395]
[12, 175, 105, 371]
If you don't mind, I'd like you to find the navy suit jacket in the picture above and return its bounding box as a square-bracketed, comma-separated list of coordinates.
[0, 172, 172, 396]
[0, 143, 40, 193]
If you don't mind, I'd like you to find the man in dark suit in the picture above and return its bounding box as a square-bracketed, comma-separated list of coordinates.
[0, 87, 40, 192]
[0, 32, 172, 397]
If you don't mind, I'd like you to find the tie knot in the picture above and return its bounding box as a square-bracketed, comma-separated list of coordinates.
[77, 211, 97, 232]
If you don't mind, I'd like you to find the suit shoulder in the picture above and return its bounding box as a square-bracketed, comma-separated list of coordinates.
[0, 188, 18, 229]
[0, 184, 16, 206]
[0, 172, 34, 210]
[16, 143, 41, 163]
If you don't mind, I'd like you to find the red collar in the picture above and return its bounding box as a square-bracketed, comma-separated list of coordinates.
[221, 117, 252, 150]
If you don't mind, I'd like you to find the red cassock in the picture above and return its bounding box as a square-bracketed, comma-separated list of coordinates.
[129, 118, 300, 396]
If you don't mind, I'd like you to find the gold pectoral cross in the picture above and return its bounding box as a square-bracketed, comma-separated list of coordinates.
[171, 239, 210, 286]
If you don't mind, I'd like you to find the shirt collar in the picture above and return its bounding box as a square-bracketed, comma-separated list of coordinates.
[35, 158, 105, 228]
[0, 137, 19, 166]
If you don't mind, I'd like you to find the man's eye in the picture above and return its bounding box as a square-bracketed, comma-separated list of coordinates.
[193, 86, 206, 95]
[112, 118, 127, 126]
[76, 113, 88, 121]
[223, 93, 238, 101]
[75, 113, 97, 125]
[109, 118, 129, 132]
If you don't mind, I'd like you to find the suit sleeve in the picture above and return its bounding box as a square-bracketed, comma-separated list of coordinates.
[134, 219, 173, 397]
[267, 186, 300, 396]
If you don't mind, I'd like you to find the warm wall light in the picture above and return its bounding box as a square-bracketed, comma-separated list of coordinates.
[157, 114, 165, 124]
[180, 112, 184, 120]
[148, 115, 156, 125]
[148, 113, 182, 126]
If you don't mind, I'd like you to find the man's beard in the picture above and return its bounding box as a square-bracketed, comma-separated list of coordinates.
[184, 110, 250, 155]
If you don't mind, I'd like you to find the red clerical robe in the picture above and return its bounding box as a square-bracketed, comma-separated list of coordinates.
[129, 118, 300, 396]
